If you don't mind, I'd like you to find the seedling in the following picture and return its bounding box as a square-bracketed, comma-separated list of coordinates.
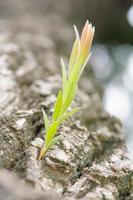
[38, 21, 95, 160]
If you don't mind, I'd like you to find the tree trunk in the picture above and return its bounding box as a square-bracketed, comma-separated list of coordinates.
[0, 15, 132, 200]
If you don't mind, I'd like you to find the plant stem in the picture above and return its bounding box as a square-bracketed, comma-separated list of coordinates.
[38, 145, 47, 160]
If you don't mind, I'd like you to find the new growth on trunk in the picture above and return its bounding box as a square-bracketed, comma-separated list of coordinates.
[39, 20, 95, 160]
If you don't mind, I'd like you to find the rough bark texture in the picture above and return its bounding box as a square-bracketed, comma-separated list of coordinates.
[0, 16, 133, 200]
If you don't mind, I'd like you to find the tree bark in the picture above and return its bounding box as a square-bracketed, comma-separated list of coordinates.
[0, 16, 132, 200]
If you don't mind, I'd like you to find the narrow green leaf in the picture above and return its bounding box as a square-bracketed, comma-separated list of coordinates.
[69, 40, 78, 73]
[52, 90, 63, 121]
[61, 58, 67, 92]
[78, 53, 91, 80]
[68, 25, 81, 75]
[45, 121, 59, 148]
[41, 108, 49, 132]
[59, 107, 81, 124]
[62, 83, 77, 113]
[69, 60, 81, 83]
[45, 136, 60, 152]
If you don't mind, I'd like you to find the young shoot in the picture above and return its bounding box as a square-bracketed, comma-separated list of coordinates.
[38, 20, 95, 160]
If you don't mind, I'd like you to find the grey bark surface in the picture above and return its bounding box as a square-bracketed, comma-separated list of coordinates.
[0, 17, 133, 200]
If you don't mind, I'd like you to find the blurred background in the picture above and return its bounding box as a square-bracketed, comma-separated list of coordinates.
[0, 0, 133, 158]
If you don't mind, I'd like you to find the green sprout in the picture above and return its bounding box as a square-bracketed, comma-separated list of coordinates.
[38, 20, 95, 160]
